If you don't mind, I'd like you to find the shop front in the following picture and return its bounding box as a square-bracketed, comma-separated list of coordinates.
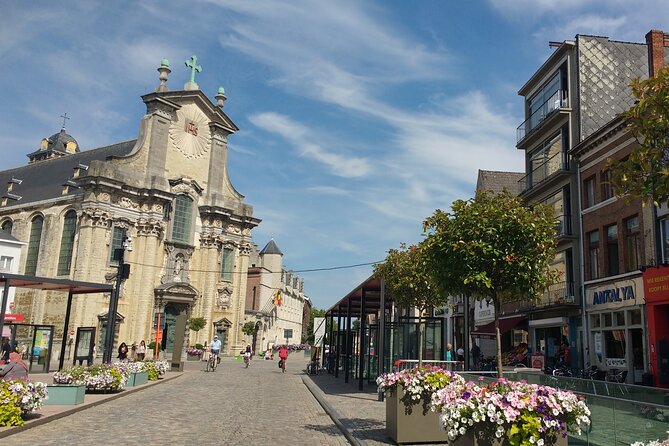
[528, 317, 571, 372]
[642, 265, 669, 388]
[586, 275, 646, 384]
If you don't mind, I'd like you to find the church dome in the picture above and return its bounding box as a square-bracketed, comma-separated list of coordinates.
[43, 129, 79, 154]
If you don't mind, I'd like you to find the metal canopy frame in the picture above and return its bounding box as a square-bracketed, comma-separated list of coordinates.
[325, 275, 392, 390]
[0, 273, 113, 371]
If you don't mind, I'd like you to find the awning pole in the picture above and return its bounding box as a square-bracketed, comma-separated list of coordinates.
[59, 291, 74, 371]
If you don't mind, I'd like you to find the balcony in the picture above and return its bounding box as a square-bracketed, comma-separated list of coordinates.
[555, 214, 572, 238]
[517, 90, 568, 144]
[518, 151, 569, 193]
[536, 281, 576, 308]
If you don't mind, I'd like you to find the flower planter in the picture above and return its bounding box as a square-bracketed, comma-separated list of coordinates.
[386, 387, 448, 444]
[186, 354, 202, 362]
[127, 371, 149, 387]
[451, 430, 568, 446]
[44, 384, 85, 405]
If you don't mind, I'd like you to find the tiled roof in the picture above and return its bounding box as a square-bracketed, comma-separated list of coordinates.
[476, 170, 524, 196]
[260, 239, 283, 256]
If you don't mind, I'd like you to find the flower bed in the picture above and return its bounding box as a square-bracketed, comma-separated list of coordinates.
[431, 377, 591, 446]
[377, 366, 464, 413]
[53, 364, 128, 391]
[272, 343, 311, 352]
[186, 348, 203, 356]
[137, 359, 169, 380]
[0, 379, 49, 426]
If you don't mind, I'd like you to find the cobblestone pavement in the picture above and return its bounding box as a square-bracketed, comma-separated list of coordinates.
[8, 358, 350, 446]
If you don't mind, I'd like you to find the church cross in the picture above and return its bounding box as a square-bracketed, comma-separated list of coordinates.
[185, 56, 202, 84]
[60, 113, 70, 130]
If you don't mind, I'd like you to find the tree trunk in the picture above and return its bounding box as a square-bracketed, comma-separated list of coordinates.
[418, 308, 424, 368]
[494, 298, 503, 378]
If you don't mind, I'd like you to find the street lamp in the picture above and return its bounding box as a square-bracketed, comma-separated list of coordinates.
[103, 235, 132, 363]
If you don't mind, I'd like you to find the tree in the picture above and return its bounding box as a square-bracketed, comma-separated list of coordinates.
[304, 308, 326, 344]
[188, 317, 207, 333]
[610, 66, 669, 205]
[374, 242, 445, 367]
[241, 321, 258, 336]
[423, 190, 558, 377]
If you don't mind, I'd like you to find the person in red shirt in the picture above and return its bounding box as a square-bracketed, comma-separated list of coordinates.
[278, 345, 289, 373]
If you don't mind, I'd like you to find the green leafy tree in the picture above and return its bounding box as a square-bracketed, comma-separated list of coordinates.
[374, 242, 445, 367]
[188, 317, 207, 333]
[610, 66, 669, 205]
[423, 190, 558, 377]
[304, 308, 326, 344]
[241, 321, 259, 336]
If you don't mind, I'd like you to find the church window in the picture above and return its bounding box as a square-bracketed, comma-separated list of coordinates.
[109, 227, 127, 264]
[172, 195, 193, 244]
[57, 210, 77, 275]
[25, 215, 43, 276]
[221, 247, 234, 282]
[0, 219, 12, 234]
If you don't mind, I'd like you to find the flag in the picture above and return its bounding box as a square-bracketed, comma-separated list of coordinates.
[273, 290, 283, 306]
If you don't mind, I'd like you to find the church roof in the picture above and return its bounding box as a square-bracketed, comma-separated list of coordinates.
[259, 239, 283, 256]
[0, 229, 21, 243]
[0, 140, 136, 207]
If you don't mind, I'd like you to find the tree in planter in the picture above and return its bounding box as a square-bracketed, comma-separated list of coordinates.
[374, 242, 445, 367]
[188, 317, 207, 345]
[423, 190, 558, 377]
[241, 321, 260, 352]
[609, 66, 669, 205]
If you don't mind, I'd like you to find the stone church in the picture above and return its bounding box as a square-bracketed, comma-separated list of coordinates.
[0, 57, 260, 359]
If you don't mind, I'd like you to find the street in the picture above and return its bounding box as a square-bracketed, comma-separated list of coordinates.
[9, 357, 349, 446]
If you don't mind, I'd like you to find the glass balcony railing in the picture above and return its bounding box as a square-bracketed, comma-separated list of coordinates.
[517, 90, 568, 143]
[537, 280, 575, 307]
[518, 151, 569, 193]
[556, 213, 572, 237]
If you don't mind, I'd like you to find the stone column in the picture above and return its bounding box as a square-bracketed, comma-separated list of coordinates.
[133, 218, 164, 344]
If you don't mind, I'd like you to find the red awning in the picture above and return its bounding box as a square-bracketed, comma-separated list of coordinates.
[471, 315, 526, 340]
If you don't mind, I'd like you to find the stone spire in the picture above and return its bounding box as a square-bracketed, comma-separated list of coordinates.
[156, 59, 171, 92]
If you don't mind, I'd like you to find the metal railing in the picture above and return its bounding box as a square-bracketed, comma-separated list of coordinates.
[518, 150, 569, 193]
[536, 280, 576, 307]
[517, 90, 568, 143]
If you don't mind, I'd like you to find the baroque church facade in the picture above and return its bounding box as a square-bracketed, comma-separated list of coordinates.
[0, 58, 260, 358]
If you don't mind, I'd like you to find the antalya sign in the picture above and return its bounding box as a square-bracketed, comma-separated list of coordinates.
[586, 277, 641, 310]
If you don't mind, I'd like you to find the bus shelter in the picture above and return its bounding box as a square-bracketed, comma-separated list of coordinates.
[325, 275, 447, 390]
[0, 273, 113, 371]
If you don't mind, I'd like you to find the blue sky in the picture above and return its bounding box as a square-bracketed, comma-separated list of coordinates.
[1, 1, 667, 310]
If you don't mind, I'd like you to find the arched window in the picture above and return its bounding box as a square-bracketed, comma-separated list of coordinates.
[0, 219, 12, 234]
[172, 195, 194, 244]
[25, 215, 44, 276]
[57, 210, 77, 275]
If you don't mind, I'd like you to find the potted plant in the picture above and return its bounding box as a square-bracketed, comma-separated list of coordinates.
[186, 347, 204, 361]
[432, 377, 591, 446]
[113, 361, 149, 386]
[377, 366, 464, 444]
[0, 379, 48, 426]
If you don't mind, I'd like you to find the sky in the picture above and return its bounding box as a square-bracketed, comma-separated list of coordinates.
[1, 1, 668, 310]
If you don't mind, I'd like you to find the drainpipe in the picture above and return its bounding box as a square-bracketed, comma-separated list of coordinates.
[575, 159, 590, 369]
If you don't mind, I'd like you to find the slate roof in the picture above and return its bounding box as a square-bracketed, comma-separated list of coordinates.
[259, 239, 283, 256]
[0, 229, 21, 243]
[0, 140, 136, 207]
[476, 170, 524, 196]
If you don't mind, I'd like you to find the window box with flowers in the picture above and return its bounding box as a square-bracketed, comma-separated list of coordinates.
[431, 377, 591, 446]
[186, 348, 204, 361]
[377, 366, 465, 444]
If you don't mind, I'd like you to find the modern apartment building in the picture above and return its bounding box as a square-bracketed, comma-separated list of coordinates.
[516, 33, 649, 371]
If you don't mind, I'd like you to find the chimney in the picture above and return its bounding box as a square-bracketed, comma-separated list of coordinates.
[646, 29, 669, 77]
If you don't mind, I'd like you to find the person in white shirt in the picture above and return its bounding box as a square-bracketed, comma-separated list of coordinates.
[210, 335, 222, 364]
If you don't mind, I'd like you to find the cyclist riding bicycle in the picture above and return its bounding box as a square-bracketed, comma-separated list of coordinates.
[210, 335, 222, 365]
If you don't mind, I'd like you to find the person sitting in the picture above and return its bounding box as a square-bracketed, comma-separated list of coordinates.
[0, 352, 28, 381]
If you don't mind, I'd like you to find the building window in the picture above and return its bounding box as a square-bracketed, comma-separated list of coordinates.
[172, 195, 193, 244]
[584, 176, 596, 208]
[57, 210, 77, 275]
[0, 256, 12, 271]
[601, 169, 614, 201]
[109, 227, 127, 264]
[221, 247, 234, 282]
[0, 219, 12, 234]
[606, 225, 619, 276]
[588, 230, 600, 280]
[625, 216, 641, 271]
[25, 215, 44, 276]
[530, 133, 563, 186]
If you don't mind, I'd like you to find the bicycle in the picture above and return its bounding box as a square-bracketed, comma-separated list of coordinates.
[243, 352, 251, 368]
[207, 351, 220, 372]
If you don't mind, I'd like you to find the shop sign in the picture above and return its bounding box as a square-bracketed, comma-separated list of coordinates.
[474, 299, 494, 322]
[531, 353, 545, 370]
[586, 278, 641, 310]
[643, 265, 669, 303]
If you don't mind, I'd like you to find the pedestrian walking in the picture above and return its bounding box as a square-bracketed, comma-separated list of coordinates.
[1, 338, 11, 363]
[471, 342, 481, 370]
[117, 342, 128, 360]
[137, 340, 146, 360]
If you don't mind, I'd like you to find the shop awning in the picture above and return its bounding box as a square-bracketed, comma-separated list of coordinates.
[471, 315, 526, 340]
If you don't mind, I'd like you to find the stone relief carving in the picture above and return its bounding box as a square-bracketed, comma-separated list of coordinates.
[97, 192, 111, 202]
[239, 243, 251, 256]
[152, 103, 176, 121]
[216, 286, 233, 309]
[226, 224, 241, 234]
[80, 208, 111, 228]
[169, 104, 211, 159]
[161, 244, 194, 284]
[136, 218, 164, 238]
[199, 232, 218, 248]
[119, 196, 139, 209]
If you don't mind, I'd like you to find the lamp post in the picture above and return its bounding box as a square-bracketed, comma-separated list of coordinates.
[103, 236, 132, 363]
